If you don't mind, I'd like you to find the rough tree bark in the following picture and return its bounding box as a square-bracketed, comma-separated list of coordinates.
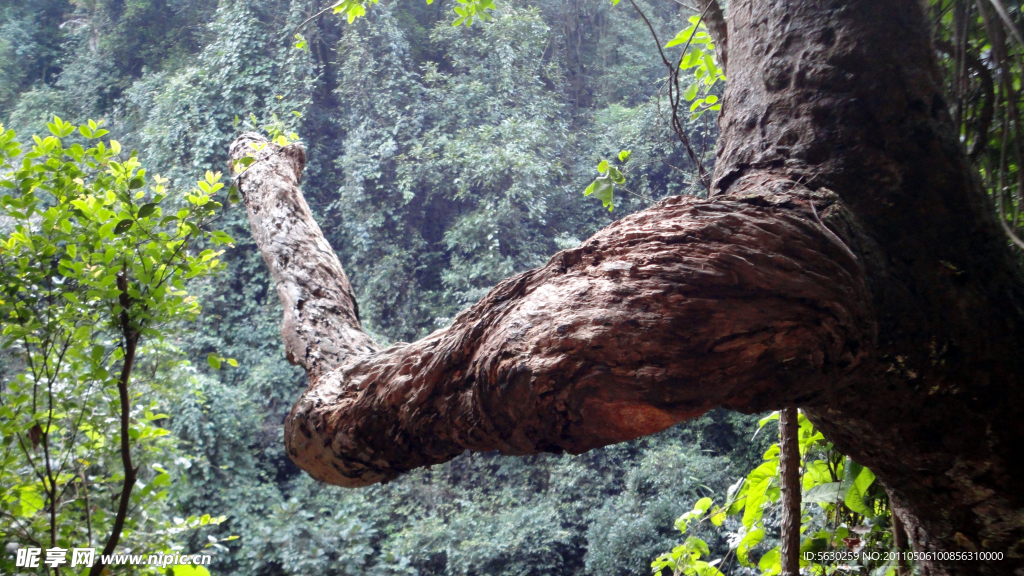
[230, 0, 1024, 573]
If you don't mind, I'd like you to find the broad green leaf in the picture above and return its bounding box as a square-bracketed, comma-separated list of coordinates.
[584, 177, 615, 211]
[758, 547, 781, 575]
[710, 508, 726, 526]
[686, 536, 710, 557]
[16, 487, 44, 517]
[703, 52, 718, 79]
[665, 25, 697, 48]
[802, 481, 844, 504]
[843, 460, 876, 517]
[137, 203, 158, 218]
[99, 219, 117, 238]
[684, 82, 699, 101]
[114, 219, 134, 234]
[736, 527, 764, 566]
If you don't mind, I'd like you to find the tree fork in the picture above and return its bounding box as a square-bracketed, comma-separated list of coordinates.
[232, 135, 869, 484]
[233, 0, 1024, 572]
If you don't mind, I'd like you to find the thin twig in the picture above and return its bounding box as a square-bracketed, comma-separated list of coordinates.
[808, 200, 859, 264]
[287, 1, 343, 42]
[627, 0, 712, 192]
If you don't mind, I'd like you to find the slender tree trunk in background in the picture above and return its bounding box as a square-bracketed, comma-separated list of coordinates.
[90, 278, 140, 576]
[232, 0, 1024, 573]
[779, 408, 801, 576]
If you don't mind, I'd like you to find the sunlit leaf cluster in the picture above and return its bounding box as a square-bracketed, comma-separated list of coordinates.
[653, 412, 898, 576]
[0, 118, 233, 571]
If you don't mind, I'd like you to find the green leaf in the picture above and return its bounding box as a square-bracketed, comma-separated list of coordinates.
[114, 219, 134, 234]
[597, 160, 609, 173]
[129, 176, 145, 190]
[170, 566, 211, 576]
[703, 52, 718, 79]
[686, 536, 710, 557]
[742, 458, 778, 527]
[99, 220, 117, 238]
[665, 24, 697, 48]
[725, 477, 748, 515]
[736, 527, 764, 566]
[682, 49, 701, 69]
[683, 82, 699, 101]
[584, 177, 615, 211]
[207, 354, 221, 370]
[693, 562, 725, 576]
[137, 203, 158, 218]
[843, 460, 877, 517]
[16, 487, 44, 517]
[710, 509, 726, 526]
[758, 547, 781, 575]
[802, 481, 844, 504]
[800, 536, 830, 564]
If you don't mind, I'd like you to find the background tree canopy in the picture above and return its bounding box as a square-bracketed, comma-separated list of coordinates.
[1, 1, 757, 574]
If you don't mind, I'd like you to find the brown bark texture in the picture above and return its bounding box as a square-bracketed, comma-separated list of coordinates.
[230, 0, 1024, 572]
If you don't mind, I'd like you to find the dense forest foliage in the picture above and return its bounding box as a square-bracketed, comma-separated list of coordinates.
[0, 1, 767, 574]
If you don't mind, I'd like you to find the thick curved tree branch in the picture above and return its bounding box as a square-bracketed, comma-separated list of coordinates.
[235, 0, 1024, 568]
[231, 135, 872, 487]
[229, 134, 378, 382]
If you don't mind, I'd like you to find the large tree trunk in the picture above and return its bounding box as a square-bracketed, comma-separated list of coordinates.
[230, 0, 1024, 572]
